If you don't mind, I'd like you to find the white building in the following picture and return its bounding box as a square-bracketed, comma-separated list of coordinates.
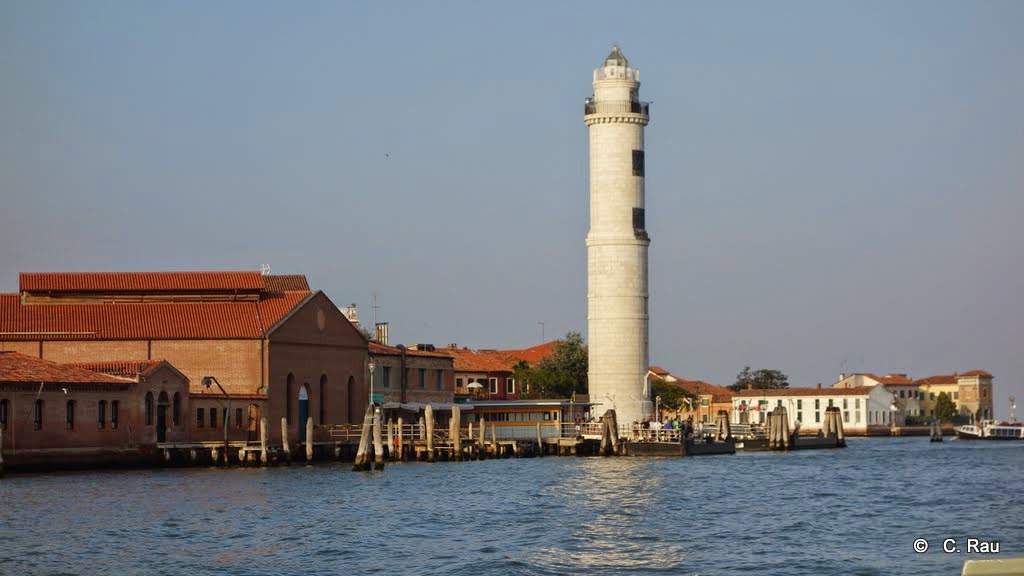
[834, 373, 925, 423]
[585, 46, 652, 426]
[733, 386, 896, 435]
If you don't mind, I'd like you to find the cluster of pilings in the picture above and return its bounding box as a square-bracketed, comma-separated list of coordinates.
[763, 405, 845, 450]
[713, 410, 732, 441]
[929, 419, 943, 442]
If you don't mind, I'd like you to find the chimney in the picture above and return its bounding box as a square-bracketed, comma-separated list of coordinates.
[817, 383, 822, 389]
[375, 322, 389, 346]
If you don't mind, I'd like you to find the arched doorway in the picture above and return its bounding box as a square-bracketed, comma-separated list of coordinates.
[298, 385, 310, 433]
[157, 391, 169, 442]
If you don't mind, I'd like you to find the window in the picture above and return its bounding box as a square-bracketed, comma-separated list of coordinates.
[899, 390, 905, 398]
[197, 408, 205, 428]
[632, 149, 645, 176]
[953, 392, 959, 400]
[418, 368, 425, 389]
[855, 410, 861, 423]
[506, 378, 515, 395]
[815, 399, 820, 409]
[489, 378, 498, 395]
[0, 399, 7, 430]
[34, 399, 43, 430]
[66, 400, 75, 430]
[383, 366, 391, 389]
[797, 399, 802, 409]
[632, 207, 647, 239]
[815, 411, 820, 423]
[828, 399, 834, 407]
[210, 407, 217, 429]
[796, 411, 802, 422]
[173, 393, 181, 426]
[843, 411, 849, 423]
[111, 401, 119, 429]
[235, 407, 243, 429]
[456, 377, 464, 388]
[930, 392, 935, 400]
[843, 398, 848, 409]
[855, 399, 860, 409]
[436, 369, 443, 390]
[145, 392, 154, 426]
[98, 400, 107, 429]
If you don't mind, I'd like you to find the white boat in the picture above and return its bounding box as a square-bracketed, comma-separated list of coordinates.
[954, 420, 1024, 440]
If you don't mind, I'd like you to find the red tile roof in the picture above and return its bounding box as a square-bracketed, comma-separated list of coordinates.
[64, 360, 166, 378]
[369, 342, 455, 359]
[736, 386, 875, 397]
[0, 290, 310, 340]
[20, 271, 265, 293]
[649, 366, 671, 376]
[913, 374, 959, 386]
[959, 370, 992, 378]
[0, 351, 130, 385]
[673, 378, 735, 403]
[503, 341, 558, 365]
[263, 275, 310, 292]
[436, 346, 521, 373]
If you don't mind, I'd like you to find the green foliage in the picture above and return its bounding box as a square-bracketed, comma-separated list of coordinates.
[934, 392, 958, 422]
[651, 377, 699, 413]
[516, 331, 588, 399]
[728, 366, 790, 392]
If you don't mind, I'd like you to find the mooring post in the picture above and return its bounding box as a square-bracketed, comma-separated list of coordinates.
[211, 446, 220, 465]
[451, 405, 462, 462]
[372, 407, 385, 470]
[281, 417, 291, 463]
[387, 419, 394, 461]
[478, 417, 486, 460]
[491, 422, 498, 458]
[608, 410, 620, 454]
[835, 408, 845, 443]
[396, 417, 404, 461]
[536, 422, 543, 457]
[425, 405, 435, 463]
[260, 417, 268, 466]
[418, 415, 425, 441]
[305, 416, 314, 462]
[353, 403, 374, 471]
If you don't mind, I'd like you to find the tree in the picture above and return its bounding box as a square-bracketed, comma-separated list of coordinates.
[651, 377, 699, 414]
[934, 392, 958, 422]
[728, 366, 790, 392]
[517, 331, 588, 399]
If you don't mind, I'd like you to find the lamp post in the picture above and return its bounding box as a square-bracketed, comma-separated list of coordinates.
[202, 376, 231, 464]
[368, 358, 376, 407]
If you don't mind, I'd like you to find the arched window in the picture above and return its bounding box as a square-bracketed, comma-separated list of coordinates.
[286, 373, 295, 423]
[0, 399, 8, 430]
[319, 374, 327, 424]
[111, 401, 119, 429]
[66, 399, 75, 430]
[145, 392, 154, 426]
[298, 384, 309, 429]
[173, 392, 181, 426]
[34, 399, 43, 430]
[98, 400, 107, 429]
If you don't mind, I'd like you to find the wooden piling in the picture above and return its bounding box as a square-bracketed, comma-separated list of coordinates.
[211, 447, 220, 465]
[305, 416, 314, 462]
[372, 407, 385, 470]
[260, 417, 268, 465]
[451, 405, 462, 462]
[491, 422, 498, 458]
[536, 422, 543, 457]
[281, 417, 291, 462]
[425, 405, 435, 463]
[397, 417, 404, 460]
[478, 417, 486, 460]
[387, 419, 395, 461]
[353, 403, 375, 471]
[835, 408, 845, 441]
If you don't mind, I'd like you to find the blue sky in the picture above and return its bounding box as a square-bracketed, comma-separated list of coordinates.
[2, 1, 1022, 417]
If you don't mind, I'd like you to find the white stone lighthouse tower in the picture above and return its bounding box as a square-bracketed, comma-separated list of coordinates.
[584, 46, 651, 426]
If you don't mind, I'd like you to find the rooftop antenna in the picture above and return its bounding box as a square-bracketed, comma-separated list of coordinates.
[259, 264, 271, 276]
[372, 291, 380, 328]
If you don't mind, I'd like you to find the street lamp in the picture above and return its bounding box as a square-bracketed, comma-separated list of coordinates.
[368, 358, 376, 406]
[202, 376, 231, 463]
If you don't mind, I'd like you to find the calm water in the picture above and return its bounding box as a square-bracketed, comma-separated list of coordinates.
[1, 438, 1022, 576]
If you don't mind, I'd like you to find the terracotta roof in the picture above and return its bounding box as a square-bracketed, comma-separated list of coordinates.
[649, 366, 671, 376]
[0, 290, 310, 340]
[913, 374, 959, 386]
[435, 347, 521, 373]
[736, 386, 875, 398]
[65, 360, 166, 378]
[875, 374, 913, 385]
[0, 351, 130, 385]
[503, 341, 558, 365]
[20, 271, 265, 293]
[369, 342, 454, 359]
[959, 370, 992, 378]
[263, 275, 310, 292]
[673, 378, 734, 402]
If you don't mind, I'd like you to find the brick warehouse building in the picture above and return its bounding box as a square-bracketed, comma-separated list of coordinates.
[0, 271, 369, 450]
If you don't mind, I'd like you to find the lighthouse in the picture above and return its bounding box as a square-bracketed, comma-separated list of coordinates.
[584, 46, 651, 426]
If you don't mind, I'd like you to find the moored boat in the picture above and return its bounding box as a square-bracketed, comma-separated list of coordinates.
[954, 420, 1024, 440]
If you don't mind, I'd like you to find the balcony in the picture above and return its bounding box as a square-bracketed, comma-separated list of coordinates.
[584, 99, 650, 116]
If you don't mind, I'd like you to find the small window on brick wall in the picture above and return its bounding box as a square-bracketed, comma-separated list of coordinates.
[197, 407, 205, 428]
[632, 150, 645, 177]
